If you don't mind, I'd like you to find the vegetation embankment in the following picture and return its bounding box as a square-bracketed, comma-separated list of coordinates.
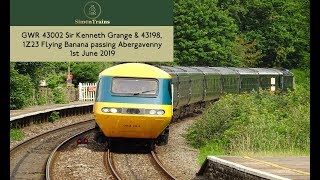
[10, 62, 110, 110]
[9, 62, 111, 141]
[185, 69, 310, 163]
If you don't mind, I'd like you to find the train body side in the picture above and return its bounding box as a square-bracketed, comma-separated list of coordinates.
[159, 66, 294, 116]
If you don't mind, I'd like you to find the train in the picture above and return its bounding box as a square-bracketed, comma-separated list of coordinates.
[93, 63, 294, 150]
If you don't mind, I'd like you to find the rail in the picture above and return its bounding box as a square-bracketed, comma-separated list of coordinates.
[46, 128, 95, 180]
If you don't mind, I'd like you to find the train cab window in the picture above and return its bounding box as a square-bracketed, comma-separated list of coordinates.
[111, 77, 158, 96]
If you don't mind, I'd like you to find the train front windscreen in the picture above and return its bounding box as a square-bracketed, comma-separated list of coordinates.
[111, 77, 159, 97]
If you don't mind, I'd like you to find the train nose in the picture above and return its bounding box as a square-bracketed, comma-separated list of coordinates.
[126, 108, 141, 114]
[96, 114, 170, 139]
[114, 115, 167, 138]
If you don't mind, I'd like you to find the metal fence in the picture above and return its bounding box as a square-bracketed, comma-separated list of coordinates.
[78, 82, 97, 101]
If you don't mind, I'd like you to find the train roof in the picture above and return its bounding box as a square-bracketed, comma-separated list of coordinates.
[99, 63, 171, 78]
[160, 66, 221, 75]
[99, 64, 293, 78]
[249, 68, 283, 75]
[175, 66, 203, 73]
[209, 67, 239, 74]
[277, 69, 294, 76]
[160, 66, 223, 74]
[192, 67, 221, 74]
[159, 66, 185, 73]
[227, 67, 259, 75]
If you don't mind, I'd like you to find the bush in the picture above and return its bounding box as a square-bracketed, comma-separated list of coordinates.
[52, 87, 68, 104]
[186, 69, 310, 157]
[35, 88, 54, 105]
[10, 64, 34, 109]
[45, 73, 67, 89]
[48, 111, 60, 122]
[10, 129, 24, 141]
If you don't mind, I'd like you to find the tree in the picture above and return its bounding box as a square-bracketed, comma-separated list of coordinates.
[217, 0, 310, 69]
[174, 0, 239, 66]
[233, 35, 262, 67]
[70, 62, 107, 85]
[10, 63, 34, 109]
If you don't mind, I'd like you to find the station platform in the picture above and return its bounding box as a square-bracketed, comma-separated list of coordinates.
[198, 156, 310, 180]
[10, 101, 94, 120]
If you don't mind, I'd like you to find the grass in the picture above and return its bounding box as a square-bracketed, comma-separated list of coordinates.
[10, 129, 24, 141]
[185, 69, 310, 163]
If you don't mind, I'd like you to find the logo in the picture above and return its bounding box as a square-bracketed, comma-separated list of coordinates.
[75, 0, 110, 24]
[83, 1, 101, 20]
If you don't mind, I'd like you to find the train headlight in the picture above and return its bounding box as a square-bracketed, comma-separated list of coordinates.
[101, 107, 120, 113]
[101, 107, 110, 113]
[147, 109, 165, 115]
[110, 108, 118, 113]
[149, 110, 156, 115]
[156, 110, 165, 115]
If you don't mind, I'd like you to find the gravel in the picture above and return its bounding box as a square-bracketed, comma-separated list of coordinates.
[112, 153, 164, 180]
[156, 116, 201, 179]
[10, 113, 94, 149]
[51, 133, 109, 180]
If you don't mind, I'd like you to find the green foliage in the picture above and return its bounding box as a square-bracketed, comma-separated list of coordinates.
[291, 69, 310, 90]
[215, 0, 310, 68]
[10, 129, 24, 141]
[10, 64, 34, 109]
[196, 139, 226, 163]
[13, 62, 44, 88]
[186, 70, 309, 156]
[45, 73, 67, 89]
[233, 35, 262, 67]
[52, 87, 68, 104]
[14, 62, 69, 88]
[10, 62, 107, 109]
[35, 88, 54, 105]
[174, 0, 239, 66]
[71, 62, 107, 85]
[36, 95, 48, 105]
[48, 111, 60, 123]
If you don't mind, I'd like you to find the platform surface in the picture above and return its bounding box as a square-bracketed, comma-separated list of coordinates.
[218, 156, 310, 179]
[10, 101, 94, 118]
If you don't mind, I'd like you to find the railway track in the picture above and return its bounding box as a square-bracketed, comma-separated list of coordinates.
[104, 149, 177, 180]
[150, 151, 177, 179]
[10, 119, 95, 180]
[45, 128, 95, 180]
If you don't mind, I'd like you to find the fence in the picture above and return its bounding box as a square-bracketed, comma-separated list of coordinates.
[78, 82, 97, 101]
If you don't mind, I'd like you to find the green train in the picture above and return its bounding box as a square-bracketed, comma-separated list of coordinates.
[159, 66, 294, 119]
[93, 63, 294, 149]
